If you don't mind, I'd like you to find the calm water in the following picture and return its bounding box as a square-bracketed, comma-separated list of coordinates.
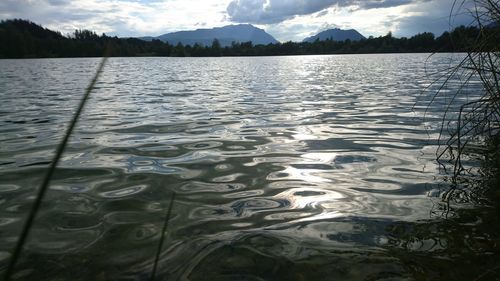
[0, 54, 499, 280]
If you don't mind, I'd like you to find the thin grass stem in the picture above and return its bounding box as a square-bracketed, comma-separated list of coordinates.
[2, 54, 109, 281]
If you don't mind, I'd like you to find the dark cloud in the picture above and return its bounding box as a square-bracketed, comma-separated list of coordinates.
[361, 0, 415, 9]
[227, 0, 420, 24]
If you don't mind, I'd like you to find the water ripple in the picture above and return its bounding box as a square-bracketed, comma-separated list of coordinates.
[0, 54, 468, 280]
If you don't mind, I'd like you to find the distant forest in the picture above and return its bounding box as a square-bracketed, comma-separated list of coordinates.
[0, 19, 498, 58]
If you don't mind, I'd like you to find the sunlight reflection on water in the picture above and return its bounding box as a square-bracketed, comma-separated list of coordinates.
[1, 53, 491, 280]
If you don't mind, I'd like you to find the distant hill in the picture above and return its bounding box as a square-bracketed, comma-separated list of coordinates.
[144, 24, 279, 46]
[0, 19, 69, 58]
[303, 28, 365, 43]
[0, 19, 64, 40]
[486, 21, 499, 29]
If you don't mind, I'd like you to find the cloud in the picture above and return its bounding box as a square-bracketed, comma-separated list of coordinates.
[0, 0, 232, 37]
[226, 0, 422, 24]
[46, 0, 71, 5]
[0, 0, 476, 42]
[393, 0, 475, 37]
[256, 0, 475, 42]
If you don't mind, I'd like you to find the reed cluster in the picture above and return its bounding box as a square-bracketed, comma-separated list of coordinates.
[433, 0, 499, 203]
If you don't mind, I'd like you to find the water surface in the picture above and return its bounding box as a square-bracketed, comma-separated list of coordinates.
[1, 54, 498, 280]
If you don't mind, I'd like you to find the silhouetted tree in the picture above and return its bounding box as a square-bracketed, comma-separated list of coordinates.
[0, 19, 496, 58]
[211, 39, 222, 56]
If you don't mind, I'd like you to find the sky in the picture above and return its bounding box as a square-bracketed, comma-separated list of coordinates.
[0, 0, 474, 42]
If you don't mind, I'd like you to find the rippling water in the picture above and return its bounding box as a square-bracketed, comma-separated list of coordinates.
[1, 54, 498, 280]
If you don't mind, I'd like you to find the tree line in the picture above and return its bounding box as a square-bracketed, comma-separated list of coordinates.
[0, 19, 497, 58]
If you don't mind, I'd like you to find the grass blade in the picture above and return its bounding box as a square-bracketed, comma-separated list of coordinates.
[2, 55, 109, 281]
[150, 191, 176, 281]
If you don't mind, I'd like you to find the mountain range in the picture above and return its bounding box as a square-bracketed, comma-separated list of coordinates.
[142, 25, 365, 46]
[303, 28, 366, 43]
[142, 24, 279, 47]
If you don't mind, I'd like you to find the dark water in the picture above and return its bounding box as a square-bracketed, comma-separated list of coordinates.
[0, 54, 499, 280]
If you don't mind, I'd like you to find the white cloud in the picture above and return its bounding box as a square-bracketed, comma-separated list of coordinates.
[0, 0, 233, 37]
[0, 0, 473, 41]
[259, 4, 412, 41]
[226, 0, 420, 24]
[258, 0, 474, 41]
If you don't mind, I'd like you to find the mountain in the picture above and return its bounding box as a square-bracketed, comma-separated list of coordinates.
[486, 21, 499, 29]
[144, 24, 279, 46]
[303, 28, 365, 43]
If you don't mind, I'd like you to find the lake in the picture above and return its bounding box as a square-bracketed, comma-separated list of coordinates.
[1, 54, 499, 280]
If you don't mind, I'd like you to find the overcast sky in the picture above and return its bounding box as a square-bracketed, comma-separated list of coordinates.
[0, 0, 473, 42]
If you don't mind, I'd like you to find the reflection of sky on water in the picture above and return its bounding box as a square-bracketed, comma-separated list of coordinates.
[0, 54, 474, 280]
